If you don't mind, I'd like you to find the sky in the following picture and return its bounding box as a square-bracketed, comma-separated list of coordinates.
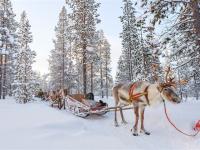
[12, 0, 124, 79]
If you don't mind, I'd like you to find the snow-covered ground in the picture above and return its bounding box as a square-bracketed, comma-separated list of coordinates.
[0, 97, 199, 150]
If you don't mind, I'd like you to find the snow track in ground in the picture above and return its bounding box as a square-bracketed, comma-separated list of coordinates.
[0, 97, 199, 150]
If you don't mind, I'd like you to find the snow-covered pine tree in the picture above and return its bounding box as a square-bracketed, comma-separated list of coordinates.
[49, 6, 74, 92]
[144, 26, 161, 83]
[137, 0, 200, 99]
[119, 0, 137, 82]
[116, 0, 145, 83]
[38, 73, 50, 93]
[136, 19, 151, 81]
[49, 41, 60, 90]
[13, 11, 36, 103]
[0, 0, 18, 99]
[167, 20, 200, 99]
[115, 55, 129, 84]
[93, 30, 113, 98]
[66, 0, 100, 95]
[31, 72, 41, 95]
[101, 35, 113, 98]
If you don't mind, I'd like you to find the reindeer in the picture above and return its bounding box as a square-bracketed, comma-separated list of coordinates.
[112, 67, 181, 136]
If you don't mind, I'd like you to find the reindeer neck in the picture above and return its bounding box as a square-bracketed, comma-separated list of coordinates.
[147, 83, 163, 106]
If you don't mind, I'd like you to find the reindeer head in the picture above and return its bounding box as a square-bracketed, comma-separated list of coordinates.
[158, 67, 181, 104]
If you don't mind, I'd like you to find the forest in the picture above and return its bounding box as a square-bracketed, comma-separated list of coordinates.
[0, 0, 199, 101]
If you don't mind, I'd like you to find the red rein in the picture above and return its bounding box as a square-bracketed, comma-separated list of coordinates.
[163, 101, 200, 137]
[194, 120, 200, 132]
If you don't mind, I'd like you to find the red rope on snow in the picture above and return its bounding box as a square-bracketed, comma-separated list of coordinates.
[163, 100, 200, 137]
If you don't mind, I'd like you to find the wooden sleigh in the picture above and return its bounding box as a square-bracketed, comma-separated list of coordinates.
[49, 93, 134, 118]
[64, 94, 108, 118]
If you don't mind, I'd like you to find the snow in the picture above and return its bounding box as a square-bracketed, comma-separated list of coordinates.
[0, 97, 200, 150]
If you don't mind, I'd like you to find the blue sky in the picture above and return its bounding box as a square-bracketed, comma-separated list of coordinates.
[12, 0, 124, 78]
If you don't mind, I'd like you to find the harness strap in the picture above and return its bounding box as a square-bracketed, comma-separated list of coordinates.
[129, 83, 137, 99]
[144, 85, 150, 105]
[129, 83, 150, 105]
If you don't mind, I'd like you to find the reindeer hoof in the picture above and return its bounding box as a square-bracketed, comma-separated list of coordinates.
[145, 132, 151, 135]
[140, 129, 151, 135]
[121, 121, 128, 125]
[131, 128, 138, 136]
[115, 122, 119, 127]
[133, 133, 139, 136]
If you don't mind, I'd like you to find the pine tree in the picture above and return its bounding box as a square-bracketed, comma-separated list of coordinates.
[93, 30, 113, 98]
[13, 11, 36, 103]
[49, 6, 74, 92]
[137, 0, 200, 99]
[116, 0, 145, 83]
[101, 36, 113, 98]
[38, 73, 50, 92]
[66, 0, 100, 95]
[0, 0, 18, 99]
[115, 55, 129, 83]
[144, 26, 161, 82]
[119, 0, 139, 81]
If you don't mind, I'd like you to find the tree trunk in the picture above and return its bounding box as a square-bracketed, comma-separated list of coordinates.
[177, 69, 183, 99]
[82, 44, 87, 95]
[0, 55, 2, 99]
[90, 63, 93, 93]
[62, 18, 65, 90]
[62, 39, 65, 90]
[2, 55, 7, 99]
[190, 0, 200, 100]
[194, 73, 199, 100]
[126, 1, 133, 81]
[100, 65, 104, 98]
[105, 52, 108, 98]
[190, 0, 200, 47]
[100, 46, 104, 98]
[82, 1, 87, 95]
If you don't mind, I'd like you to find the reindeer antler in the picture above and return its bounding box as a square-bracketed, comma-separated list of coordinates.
[161, 66, 176, 88]
[179, 79, 188, 85]
[161, 67, 189, 89]
[165, 66, 172, 83]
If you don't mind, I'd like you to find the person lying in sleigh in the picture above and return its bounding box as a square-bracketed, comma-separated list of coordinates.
[71, 93, 107, 108]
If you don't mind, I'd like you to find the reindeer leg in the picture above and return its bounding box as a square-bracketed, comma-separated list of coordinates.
[114, 99, 120, 127]
[112, 86, 120, 127]
[114, 106, 119, 127]
[140, 107, 150, 135]
[63, 99, 66, 110]
[131, 106, 139, 136]
[120, 107, 127, 124]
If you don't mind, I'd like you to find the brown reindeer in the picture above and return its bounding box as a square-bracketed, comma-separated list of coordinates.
[112, 67, 181, 136]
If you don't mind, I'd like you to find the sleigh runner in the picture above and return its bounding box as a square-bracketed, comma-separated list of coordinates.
[64, 95, 108, 118]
